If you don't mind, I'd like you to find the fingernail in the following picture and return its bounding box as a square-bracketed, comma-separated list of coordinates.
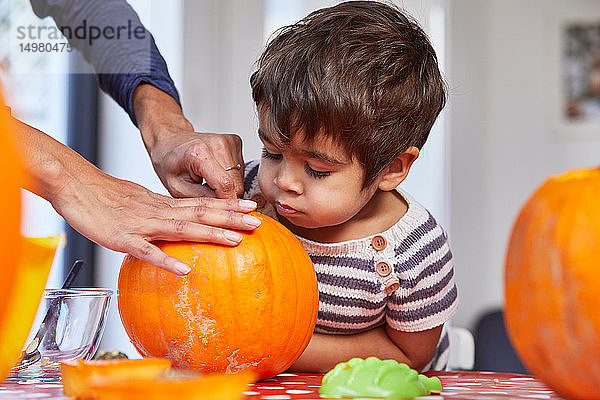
[224, 230, 243, 243]
[243, 214, 262, 228]
[239, 200, 257, 209]
[175, 261, 191, 275]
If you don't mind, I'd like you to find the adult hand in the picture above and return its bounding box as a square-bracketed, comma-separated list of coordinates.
[15, 118, 260, 276]
[149, 130, 244, 199]
[133, 84, 244, 199]
[52, 173, 260, 275]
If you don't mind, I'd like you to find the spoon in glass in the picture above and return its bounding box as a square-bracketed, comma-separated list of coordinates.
[12, 260, 85, 371]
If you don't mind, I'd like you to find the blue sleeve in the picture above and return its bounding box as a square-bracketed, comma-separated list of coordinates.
[96, 37, 181, 126]
[30, 0, 181, 126]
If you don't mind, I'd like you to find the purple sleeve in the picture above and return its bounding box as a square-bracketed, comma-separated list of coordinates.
[97, 36, 181, 126]
[30, 0, 181, 126]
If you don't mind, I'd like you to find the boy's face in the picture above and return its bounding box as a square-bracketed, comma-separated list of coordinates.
[257, 113, 380, 230]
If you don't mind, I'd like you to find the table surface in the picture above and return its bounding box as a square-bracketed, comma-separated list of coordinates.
[0, 371, 564, 399]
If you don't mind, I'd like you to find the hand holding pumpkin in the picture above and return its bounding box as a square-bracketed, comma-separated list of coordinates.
[48, 170, 261, 276]
[14, 118, 261, 276]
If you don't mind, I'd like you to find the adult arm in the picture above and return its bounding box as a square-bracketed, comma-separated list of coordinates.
[14, 116, 261, 275]
[30, 0, 245, 198]
[288, 325, 443, 373]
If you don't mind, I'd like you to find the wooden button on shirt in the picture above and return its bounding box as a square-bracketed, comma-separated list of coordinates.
[371, 235, 387, 251]
[376, 262, 392, 277]
[385, 281, 400, 294]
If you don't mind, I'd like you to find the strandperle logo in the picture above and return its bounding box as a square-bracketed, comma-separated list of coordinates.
[15, 19, 148, 46]
[8, 0, 153, 75]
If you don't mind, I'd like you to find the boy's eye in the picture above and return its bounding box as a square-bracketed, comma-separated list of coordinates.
[305, 163, 331, 179]
[262, 147, 282, 160]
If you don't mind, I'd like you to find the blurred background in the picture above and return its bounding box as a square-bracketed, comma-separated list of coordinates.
[1, 0, 600, 367]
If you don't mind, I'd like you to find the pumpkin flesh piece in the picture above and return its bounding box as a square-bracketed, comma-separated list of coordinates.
[88, 370, 254, 400]
[60, 358, 172, 398]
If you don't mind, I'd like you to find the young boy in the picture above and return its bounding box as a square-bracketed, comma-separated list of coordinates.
[244, 0, 457, 372]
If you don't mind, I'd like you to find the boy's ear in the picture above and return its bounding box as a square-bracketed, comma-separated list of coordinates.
[378, 146, 420, 191]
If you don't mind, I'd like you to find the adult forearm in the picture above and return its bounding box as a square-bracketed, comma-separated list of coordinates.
[288, 328, 411, 374]
[15, 118, 92, 204]
[133, 83, 192, 152]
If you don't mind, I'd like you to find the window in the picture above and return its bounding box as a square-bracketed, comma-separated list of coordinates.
[1, 0, 70, 287]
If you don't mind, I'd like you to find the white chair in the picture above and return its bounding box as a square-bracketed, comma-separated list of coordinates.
[447, 326, 475, 371]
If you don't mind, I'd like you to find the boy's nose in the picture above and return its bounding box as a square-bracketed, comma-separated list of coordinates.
[274, 166, 303, 194]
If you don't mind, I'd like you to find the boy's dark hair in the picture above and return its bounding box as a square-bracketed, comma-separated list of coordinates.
[250, 0, 447, 188]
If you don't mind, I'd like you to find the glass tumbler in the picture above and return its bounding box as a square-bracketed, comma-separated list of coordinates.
[8, 288, 112, 381]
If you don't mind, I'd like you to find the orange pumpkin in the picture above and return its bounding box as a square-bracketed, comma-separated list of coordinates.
[505, 167, 600, 399]
[0, 98, 23, 318]
[0, 94, 26, 381]
[118, 213, 318, 380]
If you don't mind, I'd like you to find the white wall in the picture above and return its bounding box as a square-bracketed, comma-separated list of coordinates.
[448, 0, 600, 329]
[182, 0, 266, 161]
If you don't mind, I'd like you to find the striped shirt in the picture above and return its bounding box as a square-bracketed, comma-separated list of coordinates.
[243, 160, 458, 370]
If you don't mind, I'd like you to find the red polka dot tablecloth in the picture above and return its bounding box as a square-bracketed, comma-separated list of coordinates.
[0, 371, 565, 399]
[244, 372, 565, 399]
